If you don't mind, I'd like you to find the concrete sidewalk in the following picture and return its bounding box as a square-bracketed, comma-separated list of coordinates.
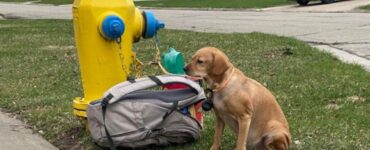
[0, 2, 70, 19]
[0, 109, 58, 150]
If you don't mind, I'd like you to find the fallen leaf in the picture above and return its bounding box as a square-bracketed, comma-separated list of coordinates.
[294, 140, 302, 145]
[38, 130, 44, 135]
[347, 96, 366, 103]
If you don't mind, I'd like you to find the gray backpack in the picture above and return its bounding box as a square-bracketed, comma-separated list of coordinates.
[87, 75, 206, 149]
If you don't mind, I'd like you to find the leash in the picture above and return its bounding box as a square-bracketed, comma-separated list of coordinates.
[149, 34, 214, 112]
[150, 35, 203, 81]
[149, 34, 172, 75]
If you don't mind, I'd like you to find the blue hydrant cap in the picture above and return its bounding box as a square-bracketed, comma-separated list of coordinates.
[143, 11, 165, 39]
[101, 15, 125, 40]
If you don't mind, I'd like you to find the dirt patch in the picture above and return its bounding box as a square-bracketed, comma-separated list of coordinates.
[264, 46, 294, 59]
[53, 127, 83, 150]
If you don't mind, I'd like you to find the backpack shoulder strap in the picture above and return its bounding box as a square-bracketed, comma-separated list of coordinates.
[101, 75, 203, 105]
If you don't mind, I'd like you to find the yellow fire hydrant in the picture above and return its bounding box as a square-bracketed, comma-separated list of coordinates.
[72, 0, 164, 117]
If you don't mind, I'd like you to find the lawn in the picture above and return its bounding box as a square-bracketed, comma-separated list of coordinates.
[135, 0, 294, 9]
[0, 20, 369, 150]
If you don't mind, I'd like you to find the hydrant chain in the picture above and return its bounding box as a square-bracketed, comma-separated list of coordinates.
[116, 37, 129, 76]
[116, 37, 122, 49]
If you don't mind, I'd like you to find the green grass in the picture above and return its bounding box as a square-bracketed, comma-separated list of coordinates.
[0, 0, 71, 5]
[359, 4, 370, 10]
[135, 0, 294, 9]
[1, 20, 369, 150]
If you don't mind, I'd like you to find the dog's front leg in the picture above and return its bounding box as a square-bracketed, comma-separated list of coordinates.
[236, 115, 251, 150]
[210, 113, 225, 150]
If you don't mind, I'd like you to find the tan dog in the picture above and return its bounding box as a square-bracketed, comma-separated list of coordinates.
[184, 47, 291, 150]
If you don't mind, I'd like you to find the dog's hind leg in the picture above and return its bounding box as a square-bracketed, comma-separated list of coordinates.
[256, 120, 291, 150]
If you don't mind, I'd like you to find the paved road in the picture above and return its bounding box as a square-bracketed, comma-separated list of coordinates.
[150, 9, 370, 70]
[263, 0, 370, 12]
[0, 109, 58, 150]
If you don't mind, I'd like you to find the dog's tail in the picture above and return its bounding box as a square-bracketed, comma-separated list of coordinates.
[256, 130, 291, 150]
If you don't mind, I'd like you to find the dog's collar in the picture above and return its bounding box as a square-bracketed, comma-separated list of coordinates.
[212, 67, 235, 92]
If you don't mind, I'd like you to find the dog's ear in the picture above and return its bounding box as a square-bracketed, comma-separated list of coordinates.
[211, 51, 229, 75]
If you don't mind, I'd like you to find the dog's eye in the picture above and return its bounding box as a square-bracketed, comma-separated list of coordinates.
[197, 60, 204, 64]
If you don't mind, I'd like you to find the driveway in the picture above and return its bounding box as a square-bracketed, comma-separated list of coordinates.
[0, 1, 369, 70]
[263, 0, 370, 12]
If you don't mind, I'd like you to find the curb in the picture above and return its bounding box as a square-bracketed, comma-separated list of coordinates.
[0, 109, 58, 150]
[311, 44, 370, 72]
